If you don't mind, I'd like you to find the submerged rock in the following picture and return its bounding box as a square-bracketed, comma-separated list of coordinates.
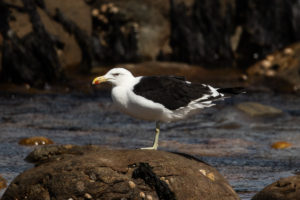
[271, 141, 292, 150]
[236, 102, 283, 118]
[2, 145, 239, 200]
[252, 175, 300, 200]
[18, 136, 54, 146]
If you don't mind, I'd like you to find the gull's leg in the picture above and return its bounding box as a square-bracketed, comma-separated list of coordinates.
[141, 121, 160, 150]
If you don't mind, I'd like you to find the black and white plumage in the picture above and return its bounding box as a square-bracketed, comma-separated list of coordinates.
[92, 68, 244, 150]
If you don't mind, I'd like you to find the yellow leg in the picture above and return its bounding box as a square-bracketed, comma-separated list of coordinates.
[141, 122, 160, 150]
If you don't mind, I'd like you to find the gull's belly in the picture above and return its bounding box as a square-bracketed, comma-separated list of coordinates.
[125, 99, 164, 121]
[111, 87, 166, 121]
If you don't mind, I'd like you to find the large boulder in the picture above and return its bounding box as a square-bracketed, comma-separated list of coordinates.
[2, 145, 240, 200]
[252, 175, 300, 200]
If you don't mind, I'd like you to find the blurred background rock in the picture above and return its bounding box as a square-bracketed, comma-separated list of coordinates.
[0, 0, 300, 92]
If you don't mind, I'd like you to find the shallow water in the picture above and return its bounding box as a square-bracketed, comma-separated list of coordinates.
[0, 91, 300, 199]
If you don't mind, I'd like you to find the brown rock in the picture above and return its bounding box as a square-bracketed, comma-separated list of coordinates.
[2, 145, 239, 200]
[0, 175, 7, 190]
[37, 7, 82, 68]
[247, 42, 300, 93]
[2, 0, 92, 78]
[271, 141, 292, 149]
[41, 0, 93, 69]
[44, 0, 91, 35]
[0, 0, 64, 87]
[18, 136, 54, 146]
[8, 9, 32, 38]
[252, 175, 300, 200]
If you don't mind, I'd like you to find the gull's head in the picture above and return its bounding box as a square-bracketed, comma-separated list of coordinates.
[92, 68, 134, 87]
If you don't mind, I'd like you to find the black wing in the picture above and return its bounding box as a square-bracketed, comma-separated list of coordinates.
[133, 76, 218, 110]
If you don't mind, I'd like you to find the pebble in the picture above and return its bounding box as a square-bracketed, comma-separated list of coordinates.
[110, 6, 119, 14]
[266, 55, 275, 61]
[128, 180, 136, 189]
[18, 136, 54, 146]
[283, 47, 294, 55]
[100, 4, 108, 13]
[24, 83, 31, 90]
[146, 195, 153, 200]
[207, 172, 215, 181]
[139, 192, 146, 198]
[84, 193, 92, 199]
[240, 74, 248, 81]
[165, 179, 170, 185]
[261, 60, 272, 68]
[199, 169, 215, 181]
[199, 169, 207, 176]
[271, 141, 292, 149]
[265, 69, 276, 77]
[91, 8, 99, 17]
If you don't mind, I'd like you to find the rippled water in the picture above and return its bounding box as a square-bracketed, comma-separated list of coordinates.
[0, 91, 300, 199]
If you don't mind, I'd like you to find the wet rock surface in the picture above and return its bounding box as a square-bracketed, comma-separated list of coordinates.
[0, 176, 6, 190]
[2, 145, 239, 200]
[252, 175, 300, 200]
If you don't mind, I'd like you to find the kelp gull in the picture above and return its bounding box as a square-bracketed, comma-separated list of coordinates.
[92, 68, 244, 150]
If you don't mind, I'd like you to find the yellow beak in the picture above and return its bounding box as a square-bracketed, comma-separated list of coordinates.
[92, 76, 108, 85]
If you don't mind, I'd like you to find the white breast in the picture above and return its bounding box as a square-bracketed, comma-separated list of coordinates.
[111, 85, 168, 122]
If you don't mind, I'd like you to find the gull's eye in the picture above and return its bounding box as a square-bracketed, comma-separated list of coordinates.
[112, 73, 120, 76]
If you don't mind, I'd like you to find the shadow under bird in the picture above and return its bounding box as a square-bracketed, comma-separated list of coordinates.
[92, 68, 244, 150]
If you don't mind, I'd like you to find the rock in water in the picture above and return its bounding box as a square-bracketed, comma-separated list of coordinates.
[2, 145, 239, 200]
[236, 102, 283, 117]
[0, 175, 7, 190]
[252, 175, 300, 200]
[271, 141, 292, 150]
[18, 136, 54, 146]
